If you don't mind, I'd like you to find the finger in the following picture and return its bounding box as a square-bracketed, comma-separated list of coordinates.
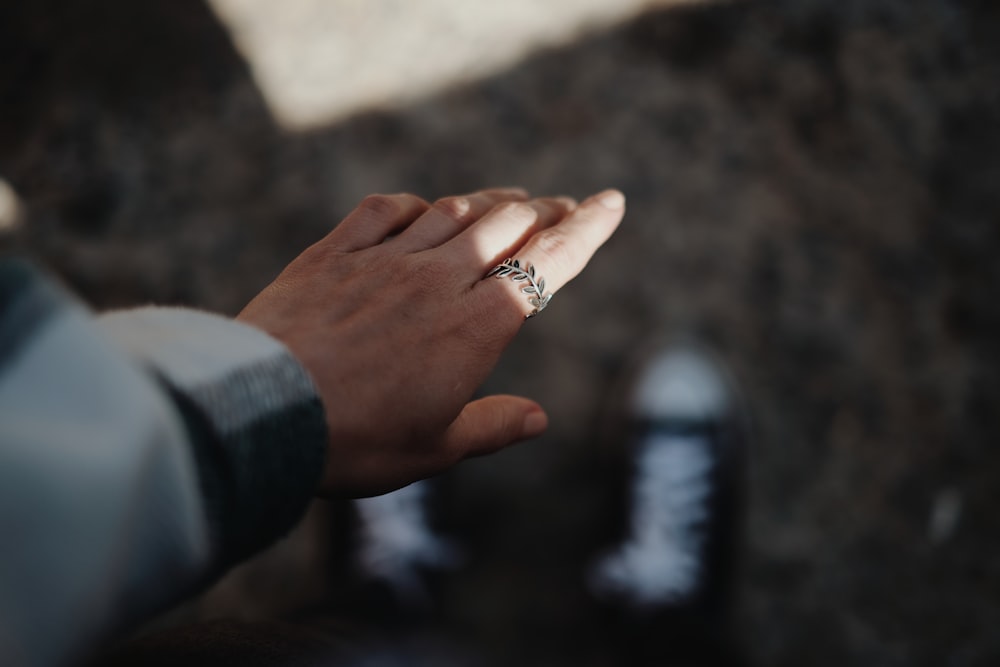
[436, 196, 579, 280]
[325, 193, 430, 252]
[474, 189, 625, 319]
[440, 395, 548, 460]
[388, 187, 530, 252]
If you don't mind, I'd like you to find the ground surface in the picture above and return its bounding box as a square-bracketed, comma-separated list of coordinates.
[2, 1, 1000, 665]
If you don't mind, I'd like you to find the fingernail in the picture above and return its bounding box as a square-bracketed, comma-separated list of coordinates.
[521, 410, 548, 439]
[596, 189, 625, 209]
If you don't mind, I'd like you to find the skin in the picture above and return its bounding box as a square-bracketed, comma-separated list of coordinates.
[238, 187, 625, 498]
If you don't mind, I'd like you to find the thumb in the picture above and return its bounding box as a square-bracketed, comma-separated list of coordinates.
[441, 395, 548, 459]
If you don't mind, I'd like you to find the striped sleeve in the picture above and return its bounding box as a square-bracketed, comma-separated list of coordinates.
[98, 306, 328, 572]
[0, 259, 327, 667]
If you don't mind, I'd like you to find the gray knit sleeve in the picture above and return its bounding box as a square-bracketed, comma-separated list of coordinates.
[98, 306, 328, 572]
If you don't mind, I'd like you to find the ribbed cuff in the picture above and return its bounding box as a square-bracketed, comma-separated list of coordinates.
[99, 308, 328, 570]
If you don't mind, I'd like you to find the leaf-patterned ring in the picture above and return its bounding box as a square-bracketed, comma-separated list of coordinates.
[485, 257, 553, 319]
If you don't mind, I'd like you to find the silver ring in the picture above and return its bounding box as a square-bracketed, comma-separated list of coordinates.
[486, 258, 552, 319]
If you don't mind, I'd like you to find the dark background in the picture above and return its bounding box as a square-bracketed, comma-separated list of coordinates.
[2, 0, 999, 665]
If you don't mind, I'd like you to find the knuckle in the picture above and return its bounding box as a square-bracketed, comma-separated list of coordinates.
[532, 229, 572, 269]
[397, 192, 430, 210]
[358, 193, 400, 219]
[493, 201, 535, 222]
[533, 197, 563, 211]
[554, 196, 578, 211]
[433, 196, 472, 221]
[535, 196, 576, 218]
[357, 192, 426, 220]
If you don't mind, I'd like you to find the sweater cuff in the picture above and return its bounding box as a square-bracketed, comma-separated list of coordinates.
[98, 307, 328, 570]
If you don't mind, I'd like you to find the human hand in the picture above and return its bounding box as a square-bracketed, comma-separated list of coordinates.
[238, 187, 625, 497]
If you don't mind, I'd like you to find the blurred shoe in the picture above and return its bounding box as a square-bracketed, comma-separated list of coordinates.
[588, 342, 747, 663]
[351, 480, 463, 618]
